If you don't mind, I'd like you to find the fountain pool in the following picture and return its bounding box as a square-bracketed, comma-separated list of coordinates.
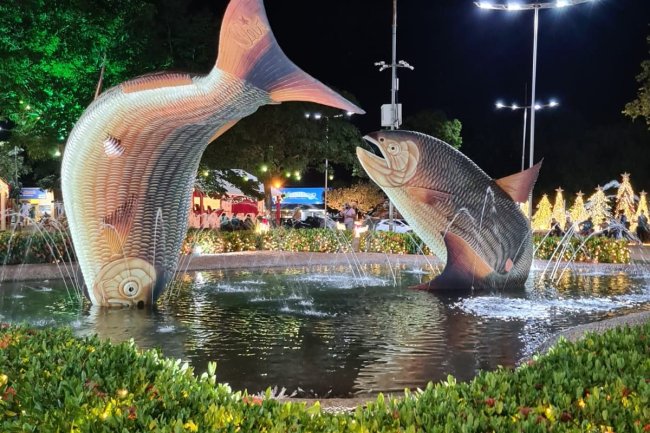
[1, 262, 648, 397]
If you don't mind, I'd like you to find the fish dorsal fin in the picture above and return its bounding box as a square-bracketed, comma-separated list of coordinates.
[101, 196, 137, 255]
[495, 160, 543, 203]
[215, 0, 364, 114]
[121, 72, 192, 94]
[407, 187, 452, 205]
[420, 232, 493, 290]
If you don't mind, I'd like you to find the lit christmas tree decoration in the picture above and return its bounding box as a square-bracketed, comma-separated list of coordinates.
[532, 194, 553, 231]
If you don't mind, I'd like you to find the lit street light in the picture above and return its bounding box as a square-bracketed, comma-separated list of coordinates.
[305, 111, 354, 220]
[475, 0, 593, 218]
[495, 99, 559, 172]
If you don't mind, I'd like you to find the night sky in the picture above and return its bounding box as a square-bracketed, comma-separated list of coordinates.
[234, 0, 649, 197]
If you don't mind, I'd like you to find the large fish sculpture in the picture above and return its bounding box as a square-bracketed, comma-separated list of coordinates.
[62, 0, 363, 307]
[357, 130, 541, 290]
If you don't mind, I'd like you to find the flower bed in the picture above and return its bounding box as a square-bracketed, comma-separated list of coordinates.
[0, 323, 648, 432]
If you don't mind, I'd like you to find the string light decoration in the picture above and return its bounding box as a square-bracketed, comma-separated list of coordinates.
[614, 172, 636, 222]
[587, 186, 611, 225]
[551, 187, 566, 224]
[532, 194, 553, 231]
[632, 190, 648, 232]
[569, 191, 589, 226]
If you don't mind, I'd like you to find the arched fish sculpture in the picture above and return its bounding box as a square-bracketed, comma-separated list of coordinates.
[357, 130, 541, 290]
[62, 0, 363, 307]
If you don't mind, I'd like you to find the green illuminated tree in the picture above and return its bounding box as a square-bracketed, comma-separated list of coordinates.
[623, 36, 650, 128]
[327, 183, 386, 215]
[402, 110, 463, 149]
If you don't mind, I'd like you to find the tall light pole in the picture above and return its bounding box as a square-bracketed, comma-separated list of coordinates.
[495, 99, 558, 172]
[305, 111, 353, 220]
[475, 0, 593, 217]
[375, 0, 414, 231]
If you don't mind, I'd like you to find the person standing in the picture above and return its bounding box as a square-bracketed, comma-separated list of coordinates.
[342, 203, 356, 231]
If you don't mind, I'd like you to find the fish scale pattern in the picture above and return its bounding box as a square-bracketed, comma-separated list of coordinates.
[62, 70, 271, 305]
[376, 131, 533, 290]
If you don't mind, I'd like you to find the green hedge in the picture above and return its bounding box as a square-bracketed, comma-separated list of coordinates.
[0, 323, 648, 432]
[1, 229, 632, 265]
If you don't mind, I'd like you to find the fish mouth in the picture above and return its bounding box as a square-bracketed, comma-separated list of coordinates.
[357, 134, 393, 187]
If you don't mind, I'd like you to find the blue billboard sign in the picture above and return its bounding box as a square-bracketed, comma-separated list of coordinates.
[278, 187, 324, 205]
[20, 188, 48, 200]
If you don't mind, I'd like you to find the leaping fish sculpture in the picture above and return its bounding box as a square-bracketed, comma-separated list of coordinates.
[62, 0, 364, 307]
[357, 130, 541, 290]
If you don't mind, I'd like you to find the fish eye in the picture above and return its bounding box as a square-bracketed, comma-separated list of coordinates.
[121, 281, 140, 298]
[387, 143, 399, 155]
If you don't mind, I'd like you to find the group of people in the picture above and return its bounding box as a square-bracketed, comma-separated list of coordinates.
[189, 205, 264, 231]
[549, 210, 649, 242]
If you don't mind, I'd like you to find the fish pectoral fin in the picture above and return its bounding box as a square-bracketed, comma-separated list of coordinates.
[407, 187, 452, 205]
[215, 0, 364, 114]
[101, 195, 137, 253]
[494, 160, 543, 203]
[425, 232, 493, 290]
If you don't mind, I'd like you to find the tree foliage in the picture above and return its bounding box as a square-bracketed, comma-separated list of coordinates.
[200, 102, 364, 203]
[0, 0, 163, 141]
[402, 110, 463, 149]
[623, 36, 650, 127]
[326, 182, 386, 214]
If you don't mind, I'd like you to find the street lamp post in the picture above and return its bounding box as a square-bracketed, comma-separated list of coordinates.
[305, 111, 353, 222]
[495, 99, 558, 172]
[375, 0, 414, 231]
[475, 0, 593, 217]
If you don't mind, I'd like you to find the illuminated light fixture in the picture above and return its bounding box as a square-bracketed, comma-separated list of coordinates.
[304, 113, 310, 118]
[495, 101, 505, 109]
[313, 113, 322, 120]
[243, 176, 249, 181]
[25, 105, 31, 110]
[54, 150, 61, 157]
[549, 100, 559, 107]
[294, 170, 300, 177]
[58, 135, 65, 141]
[202, 170, 209, 177]
[478, 1, 493, 8]
[296, 175, 301, 181]
[329, 174, 334, 180]
[556, 0, 569, 6]
[285, 172, 291, 177]
[346, 111, 354, 116]
[534, 104, 542, 110]
[511, 104, 519, 110]
[260, 165, 268, 173]
[507, 3, 523, 10]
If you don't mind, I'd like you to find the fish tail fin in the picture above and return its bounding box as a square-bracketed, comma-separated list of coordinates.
[215, 0, 364, 114]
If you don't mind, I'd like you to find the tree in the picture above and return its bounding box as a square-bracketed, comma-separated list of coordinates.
[551, 187, 566, 224]
[587, 186, 611, 225]
[569, 191, 589, 226]
[200, 102, 364, 207]
[402, 110, 463, 149]
[633, 190, 648, 232]
[532, 194, 552, 231]
[0, 142, 29, 199]
[623, 36, 650, 128]
[614, 172, 636, 221]
[327, 183, 386, 215]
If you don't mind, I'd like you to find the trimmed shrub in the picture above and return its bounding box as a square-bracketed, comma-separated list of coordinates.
[0, 322, 648, 432]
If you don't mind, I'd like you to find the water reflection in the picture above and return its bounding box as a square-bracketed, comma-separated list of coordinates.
[0, 263, 648, 396]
